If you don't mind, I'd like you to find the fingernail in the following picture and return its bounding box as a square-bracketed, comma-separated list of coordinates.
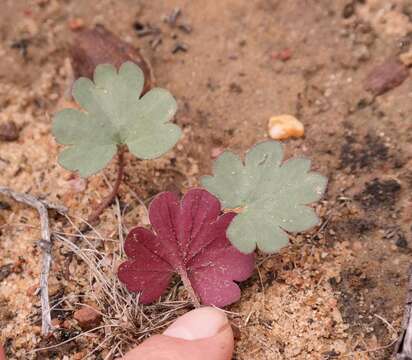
[163, 307, 229, 341]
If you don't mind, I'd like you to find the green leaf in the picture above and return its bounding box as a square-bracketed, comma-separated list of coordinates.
[52, 62, 181, 177]
[201, 141, 327, 254]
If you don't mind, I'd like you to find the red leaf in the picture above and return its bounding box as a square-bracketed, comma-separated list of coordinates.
[118, 188, 255, 307]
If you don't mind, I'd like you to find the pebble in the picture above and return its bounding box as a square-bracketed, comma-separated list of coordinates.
[0, 201, 10, 210]
[268, 115, 304, 140]
[400, 50, 412, 66]
[0, 264, 13, 282]
[277, 48, 292, 62]
[342, 3, 355, 19]
[364, 57, 409, 95]
[68, 18, 85, 31]
[271, 48, 292, 62]
[73, 305, 102, 329]
[0, 120, 19, 142]
[395, 234, 408, 248]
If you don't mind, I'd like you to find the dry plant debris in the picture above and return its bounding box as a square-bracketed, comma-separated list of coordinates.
[0, 187, 67, 335]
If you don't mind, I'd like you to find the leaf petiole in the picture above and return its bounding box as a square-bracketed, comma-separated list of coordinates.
[177, 266, 201, 307]
[85, 146, 125, 228]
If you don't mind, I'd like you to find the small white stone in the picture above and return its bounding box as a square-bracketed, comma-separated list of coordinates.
[268, 114, 304, 140]
[400, 50, 412, 66]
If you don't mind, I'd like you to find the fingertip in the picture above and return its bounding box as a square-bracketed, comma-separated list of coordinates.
[122, 307, 234, 360]
[163, 307, 229, 340]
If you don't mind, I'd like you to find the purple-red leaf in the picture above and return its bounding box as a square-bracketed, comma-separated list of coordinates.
[118, 188, 255, 307]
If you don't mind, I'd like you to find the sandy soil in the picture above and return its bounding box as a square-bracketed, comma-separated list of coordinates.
[0, 0, 411, 359]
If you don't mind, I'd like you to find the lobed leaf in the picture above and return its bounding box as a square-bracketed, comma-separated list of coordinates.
[52, 61, 181, 177]
[118, 189, 255, 307]
[201, 141, 328, 254]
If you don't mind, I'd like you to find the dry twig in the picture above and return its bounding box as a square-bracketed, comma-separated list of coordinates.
[0, 186, 67, 335]
[394, 265, 412, 359]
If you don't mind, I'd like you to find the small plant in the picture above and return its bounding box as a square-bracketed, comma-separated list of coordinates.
[52, 61, 181, 224]
[118, 188, 255, 307]
[202, 141, 327, 254]
[52, 61, 327, 309]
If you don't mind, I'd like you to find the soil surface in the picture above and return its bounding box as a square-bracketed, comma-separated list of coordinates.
[1, 0, 412, 359]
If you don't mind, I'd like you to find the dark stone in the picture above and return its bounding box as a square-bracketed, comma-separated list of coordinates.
[132, 21, 144, 32]
[0, 201, 11, 210]
[342, 3, 355, 18]
[395, 234, 408, 248]
[0, 121, 19, 142]
[364, 57, 409, 96]
[71, 25, 154, 95]
[0, 264, 13, 282]
[229, 82, 243, 94]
